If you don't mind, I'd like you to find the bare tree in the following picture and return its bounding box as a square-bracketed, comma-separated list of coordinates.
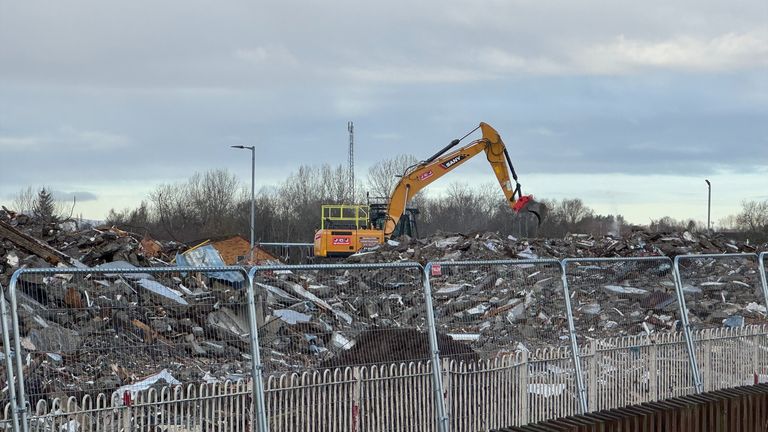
[736, 200, 768, 232]
[558, 198, 593, 227]
[13, 186, 36, 213]
[366, 154, 418, 198]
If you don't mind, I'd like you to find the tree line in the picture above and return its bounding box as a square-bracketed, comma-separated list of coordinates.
[8, 155, 768, 243]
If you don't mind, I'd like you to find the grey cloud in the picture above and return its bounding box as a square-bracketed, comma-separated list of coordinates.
[52, 191, 98, 202]
[0, 0, 766, 218]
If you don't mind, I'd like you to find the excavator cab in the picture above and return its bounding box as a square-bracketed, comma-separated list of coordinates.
[369, 198, 419, 239]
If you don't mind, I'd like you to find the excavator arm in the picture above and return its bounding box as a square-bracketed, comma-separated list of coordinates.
[383, 122, 545, 235]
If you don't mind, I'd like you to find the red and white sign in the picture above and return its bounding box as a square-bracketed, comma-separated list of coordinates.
[418, 170, 434, 181]
[431, 264, 442, 276]
[332, 237, 351, 245]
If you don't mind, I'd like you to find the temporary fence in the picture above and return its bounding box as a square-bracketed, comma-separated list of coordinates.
[3, 265, 263, 432]
[24, 379, 251, 432]
[672, 253, 768, 393]
[1, 253, 767, 432]
[424, 259, 583, 428]
[258, 243, 314, 265]
[560, 256, 693, 412]
[248, 262, 448, 432]
[2, 326, 765, 432]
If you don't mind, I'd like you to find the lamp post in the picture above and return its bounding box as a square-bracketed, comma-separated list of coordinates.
[705, 179, 711, 232]
[231, 145, 256, 260]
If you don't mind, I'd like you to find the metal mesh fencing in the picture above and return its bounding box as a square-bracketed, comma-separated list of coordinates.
[673, 253, 768, 394]
[426, 260, 571, 357]
[562, 257, 680, 340]
[24, 380, 251, 432]
[258, 243, 314, 265]
[695, 325, 768, 393]
[7, 266, 256, 431]
[581, 332, 695, 413]
[250, 262, 445, 431]
[562, 256, 686, 412]
[674, 253, 767, 330]
[761, 252, 768, 311]
[426, 259, 583, 425]
[1, 282, 21, 432]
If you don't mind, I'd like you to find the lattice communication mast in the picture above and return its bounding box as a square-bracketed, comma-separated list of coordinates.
[347, 121, 355, 203]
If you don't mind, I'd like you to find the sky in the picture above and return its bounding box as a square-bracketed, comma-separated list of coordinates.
[0, 0, 766, 226]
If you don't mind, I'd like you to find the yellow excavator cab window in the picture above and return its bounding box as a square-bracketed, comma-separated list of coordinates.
[320, 205, 370, 230]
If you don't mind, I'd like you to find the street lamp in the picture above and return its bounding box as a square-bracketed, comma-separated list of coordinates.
[231, 145, 256, 260]
[705, 179, 711, 232]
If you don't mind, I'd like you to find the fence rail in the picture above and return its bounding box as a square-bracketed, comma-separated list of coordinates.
[0, 252, 766, 432]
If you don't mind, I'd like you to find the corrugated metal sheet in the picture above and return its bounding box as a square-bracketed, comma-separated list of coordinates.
[175, 245, 244, 285]
[494, 383, 768, 432]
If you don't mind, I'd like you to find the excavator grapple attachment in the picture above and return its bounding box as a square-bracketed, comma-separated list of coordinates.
[526, 200, 547, 225]
[512, 195, 547, 225]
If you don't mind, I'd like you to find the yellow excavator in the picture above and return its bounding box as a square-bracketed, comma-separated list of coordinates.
[314, 122, 547, 257]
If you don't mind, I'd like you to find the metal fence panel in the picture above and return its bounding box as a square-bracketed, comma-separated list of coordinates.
[673, 253, 768, 394]
[561, 256, 695, 412]
[1, 282, 21, 432]
[760, 252, 768, 311]
[258, 243, 314, 265]
[425, 259, 582, 429]
[249, 262, 445, 432]
[7, 266, 257, 432]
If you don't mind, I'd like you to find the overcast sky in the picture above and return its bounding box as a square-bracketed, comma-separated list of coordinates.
[1, 0, 766, 226]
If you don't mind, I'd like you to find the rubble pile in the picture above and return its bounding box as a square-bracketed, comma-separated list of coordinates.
[429, 263, 572, 354]
[676, 256, 767, 329]
[347, 229, 766, 264]
[11, 267, 252, 405]
[0, 209, 182, 288]
[2, 207, 767, 403]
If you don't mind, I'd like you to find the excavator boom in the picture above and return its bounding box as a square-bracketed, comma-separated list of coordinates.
[314, 122, 545, 257]
[383, 122, 545, 235]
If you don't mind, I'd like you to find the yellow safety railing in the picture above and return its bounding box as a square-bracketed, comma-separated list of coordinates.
[320, 204, 370, 229]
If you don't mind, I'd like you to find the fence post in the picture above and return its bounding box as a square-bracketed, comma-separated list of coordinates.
[8, 270, 31, 432]
[753, 330, 760, 384]
[518, 350, 528, 426]
[352, 367, 361, 432]
[649, 339, 658, 401]
[422, 263, 449, 432]
[246, 268, 270, 432]
[559, 260, 589, 413]
[587, 340, 597, 411]
[0, 283, 21, 432]
[699, 330, 710, 392]
[759, 252, 768, 313]
[441, 358, 451, 430]
[671, 256, 704, 394]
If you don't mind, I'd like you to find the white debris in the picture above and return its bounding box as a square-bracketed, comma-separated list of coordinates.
[528, 383, 566, 397]
[448, 333, 481, 342]
[274, 309, 312, 325]
[331, 332, 354, 350]
[746, 302, 767, 314]
[5, 251, 19, 267]
[136, 279, 188, 305]
[435, 236, 462, 248]
[517, 246, 539, 260]
[603, 285, 648, 298]
[113, 369, 181, 405]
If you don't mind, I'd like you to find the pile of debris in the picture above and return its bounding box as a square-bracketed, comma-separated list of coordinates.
[0, 209, 181, 288]
[2, 207, 767, 404]
[346, 229, 766, 264]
